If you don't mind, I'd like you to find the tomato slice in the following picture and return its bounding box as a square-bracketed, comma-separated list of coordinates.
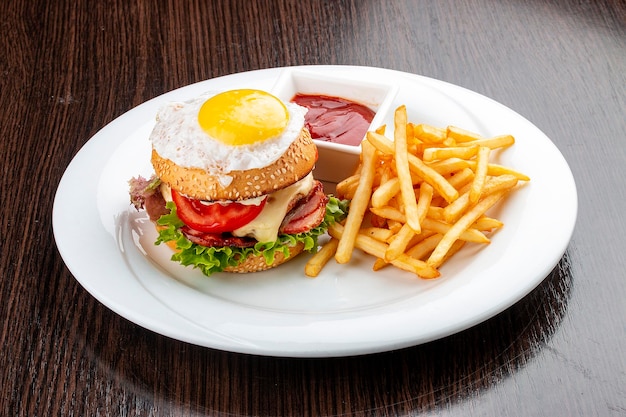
[171, 190, 266, 233]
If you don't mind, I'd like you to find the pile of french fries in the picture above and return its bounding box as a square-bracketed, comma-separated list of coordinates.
[305, 105, 529, 279]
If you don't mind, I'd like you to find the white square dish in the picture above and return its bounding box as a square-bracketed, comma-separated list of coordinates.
[272, 68, 398, 183]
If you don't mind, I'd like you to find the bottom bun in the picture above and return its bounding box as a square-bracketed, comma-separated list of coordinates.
[157, 224, 305, 274]
[224, 241, 305, 273]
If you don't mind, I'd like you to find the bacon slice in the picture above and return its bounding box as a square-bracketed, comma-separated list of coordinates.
[144, 192, 170, 221]
[279, 180, 329, 234]
[181, 226, 257, 248]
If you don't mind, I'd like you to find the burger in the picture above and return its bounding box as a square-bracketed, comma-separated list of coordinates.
[128, 89, 347, 276]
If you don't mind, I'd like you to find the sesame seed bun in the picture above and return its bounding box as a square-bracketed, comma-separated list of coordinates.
[151, 128, 317, 201]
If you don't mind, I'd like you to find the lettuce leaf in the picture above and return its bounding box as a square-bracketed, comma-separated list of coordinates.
[155, 197, 348, 277]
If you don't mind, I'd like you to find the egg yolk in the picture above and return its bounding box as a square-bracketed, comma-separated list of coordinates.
[198, 89, 289, 146]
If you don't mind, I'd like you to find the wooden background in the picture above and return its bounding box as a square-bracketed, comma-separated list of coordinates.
[2, 0, 625, 415]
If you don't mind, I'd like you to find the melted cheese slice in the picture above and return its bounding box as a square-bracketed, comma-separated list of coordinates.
[160, 173, 315, 243]
[233, 172, 314, 242]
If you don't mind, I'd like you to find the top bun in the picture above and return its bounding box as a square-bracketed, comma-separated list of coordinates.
[151, 128, 317, 201]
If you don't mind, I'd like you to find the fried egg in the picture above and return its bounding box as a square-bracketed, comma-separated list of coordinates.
[149, 89, 306, 185]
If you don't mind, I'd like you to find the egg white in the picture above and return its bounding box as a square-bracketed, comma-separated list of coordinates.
[149, 92, 307, 187]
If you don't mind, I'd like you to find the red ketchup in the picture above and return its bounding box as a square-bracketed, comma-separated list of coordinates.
[291, 94, 375, 146]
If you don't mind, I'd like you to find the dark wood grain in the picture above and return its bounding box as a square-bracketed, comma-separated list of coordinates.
[2, 0, 625, 416]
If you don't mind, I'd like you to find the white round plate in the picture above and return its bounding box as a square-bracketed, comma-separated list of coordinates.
[53, 66, 577, 357]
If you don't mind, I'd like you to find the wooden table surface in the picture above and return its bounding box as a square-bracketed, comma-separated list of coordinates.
[2, 0, 625, 415]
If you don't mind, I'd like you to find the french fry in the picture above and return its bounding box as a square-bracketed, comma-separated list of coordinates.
[447, 167, 475, 190]
[305, 238, 339, 277]
[480, 162, 530, 181]
[421, 218, 490, 244]
[483, 174, 519, 195]
[473, 216, 504, 231]
[446, 126, 483, 143]
[427, 190, 507, 268]
[427, 158, 472, 176]
[385, 222, 416, 262]
[335, 140, 378, 264]
[427, 206, 445, 221]
[414, 123, 446, 144]
[372, 258, 389, 271]
[371, 177, 400, 208]
[406, 230, 438, 248]
[361, 227, 395, 242]
[336, 174, 360, 200]
[370, 206, 406, 223]
[423, 145, 479, 162]
[469, 146, 491, 204]
[441, 193, 470, 224]
[394, 106, 421, 233]
[457, 134, 515, 150]
[416, 183, 434, 224]
[406, 233, 443, 260]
